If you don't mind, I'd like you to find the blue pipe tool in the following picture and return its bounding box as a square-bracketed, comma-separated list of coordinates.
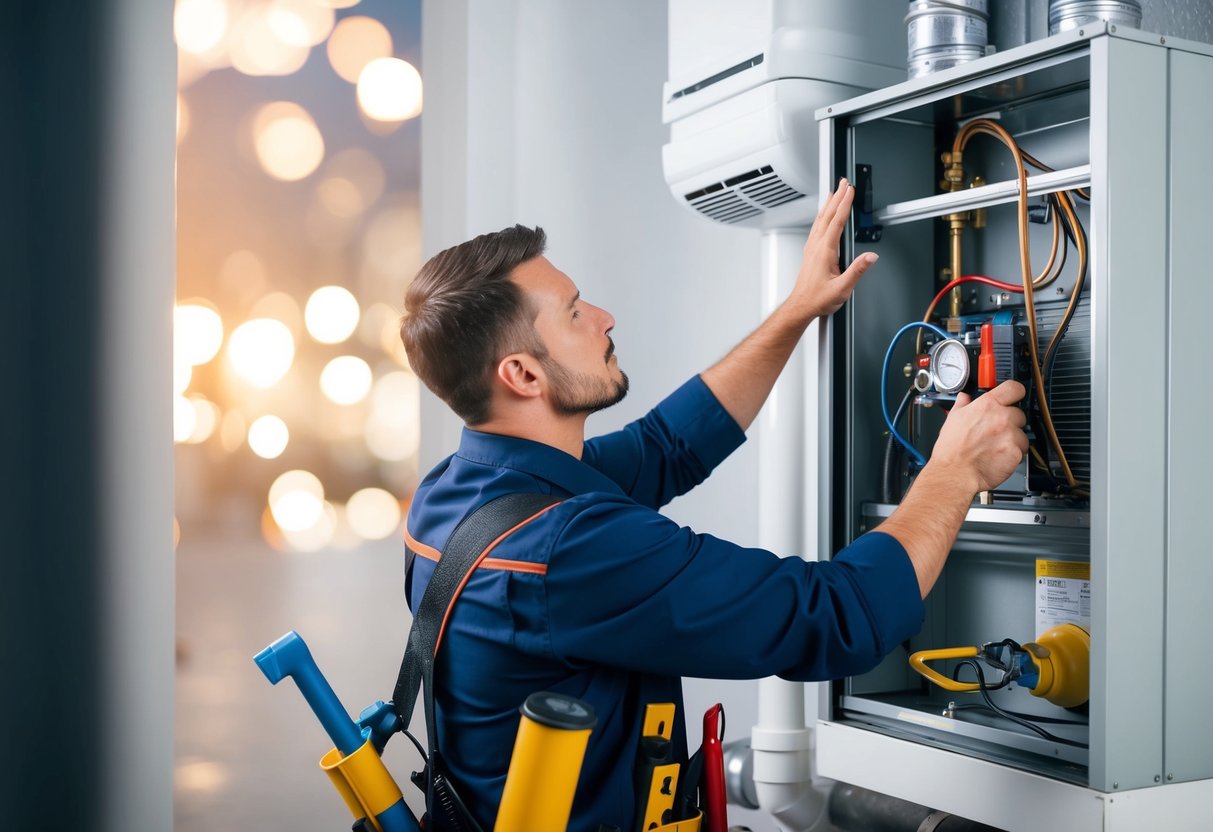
[255, 631, 420, 832]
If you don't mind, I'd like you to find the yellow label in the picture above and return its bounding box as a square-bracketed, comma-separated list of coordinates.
[1035, 559, 1091, 637]
[1036, 559, 1090, 580]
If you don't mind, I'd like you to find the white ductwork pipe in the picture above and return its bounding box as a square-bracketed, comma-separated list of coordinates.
[752, 229, 834, 832]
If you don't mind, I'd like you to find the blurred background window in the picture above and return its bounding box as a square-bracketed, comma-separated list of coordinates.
[173, 1, 424, 826]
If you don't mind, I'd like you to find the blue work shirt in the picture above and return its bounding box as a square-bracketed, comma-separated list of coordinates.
[404, 375, 923, 831]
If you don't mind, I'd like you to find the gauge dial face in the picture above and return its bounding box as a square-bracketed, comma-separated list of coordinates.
[930, 339, 970, 394]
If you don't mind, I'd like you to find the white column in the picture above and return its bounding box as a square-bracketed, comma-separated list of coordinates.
[752, 228, 831, 832]
[99, 0, 176, 829]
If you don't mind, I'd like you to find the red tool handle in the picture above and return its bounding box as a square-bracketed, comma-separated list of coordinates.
[701, 703, 727, 832]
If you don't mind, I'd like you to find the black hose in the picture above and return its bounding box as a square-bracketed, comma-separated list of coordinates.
[882, 385, 916, 503]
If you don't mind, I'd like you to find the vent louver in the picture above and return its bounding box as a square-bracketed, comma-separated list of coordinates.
[1035, 298, 1091, 484]
[684, 165, 806, 224]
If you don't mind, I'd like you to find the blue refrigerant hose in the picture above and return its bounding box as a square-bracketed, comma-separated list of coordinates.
[881, 321, 953, 469]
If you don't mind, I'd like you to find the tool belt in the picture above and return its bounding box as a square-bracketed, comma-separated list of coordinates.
[390, 492, 720, 831]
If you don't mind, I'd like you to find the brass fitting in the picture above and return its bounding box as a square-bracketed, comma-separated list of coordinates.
[940, 150, 965, 191]
[939, 151, 967, 324]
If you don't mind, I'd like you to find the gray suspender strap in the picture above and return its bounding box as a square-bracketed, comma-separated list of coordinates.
[391, 492, 563, 756]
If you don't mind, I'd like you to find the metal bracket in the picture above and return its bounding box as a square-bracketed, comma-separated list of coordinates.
[853, 163, 883, 242]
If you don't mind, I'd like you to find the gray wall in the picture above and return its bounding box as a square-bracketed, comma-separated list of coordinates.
[1, 1, 175, 830]
[421, 0, 770, 826]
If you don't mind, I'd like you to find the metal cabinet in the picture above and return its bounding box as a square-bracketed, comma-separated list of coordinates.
[814, 23, 1213, 831]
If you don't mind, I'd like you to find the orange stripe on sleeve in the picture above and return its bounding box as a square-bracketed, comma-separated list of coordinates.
[403, 527, 442, 562]
[481, 558, 547, 575]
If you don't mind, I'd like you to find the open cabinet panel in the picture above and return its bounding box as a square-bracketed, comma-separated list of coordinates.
[815, 24, 1213, 829]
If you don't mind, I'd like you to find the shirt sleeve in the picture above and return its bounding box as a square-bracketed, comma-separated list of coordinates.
[544, 496, 924, 681]
[581, 375, 746, 509]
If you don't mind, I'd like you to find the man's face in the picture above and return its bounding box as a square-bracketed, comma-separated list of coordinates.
[511, 256, 628, 415]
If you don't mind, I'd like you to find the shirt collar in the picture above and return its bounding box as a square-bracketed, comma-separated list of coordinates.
[456, 427, 627, 498]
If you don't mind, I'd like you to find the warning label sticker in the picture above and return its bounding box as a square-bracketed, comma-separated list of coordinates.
[1036, 559, 1091, 637]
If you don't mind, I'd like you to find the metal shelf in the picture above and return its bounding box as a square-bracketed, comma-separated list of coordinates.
[862, 501, 1090, 529]
[874, 164, 1091, 226]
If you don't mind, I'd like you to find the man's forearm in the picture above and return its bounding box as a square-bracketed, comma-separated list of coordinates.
[700, 300, 814, 432]
[875, 462, 978, 598]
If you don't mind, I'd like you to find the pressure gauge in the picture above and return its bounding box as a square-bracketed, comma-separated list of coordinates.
[929, 338, 970, 394]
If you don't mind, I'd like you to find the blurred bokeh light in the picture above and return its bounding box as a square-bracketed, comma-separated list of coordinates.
[268, 0, 336, 47]
[175, 302, 224, 366]
[280, 500, 339, 551]
[231, 6, 310, 76]
[320, 355, 372, 404]
[305, 285, 360, 343]
[247, 414, 290, 459]
[357, 57, 422, 121]
[253, 101, 325, 181]
[174, 0, 229, 57]
[328, 15, 392, 83]
[268, 468, 324, 510]
[346, 486, 402, 539]
[365, 370, 420, 461]
[227, 318, 295, 388]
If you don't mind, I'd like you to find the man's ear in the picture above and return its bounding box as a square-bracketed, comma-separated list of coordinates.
[496, 353, 544, 399]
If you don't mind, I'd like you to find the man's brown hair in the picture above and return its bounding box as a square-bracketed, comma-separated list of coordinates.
[400, 225, 547, 424]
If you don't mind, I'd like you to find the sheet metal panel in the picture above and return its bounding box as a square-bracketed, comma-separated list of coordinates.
[1164, 47, 1213, 785]
[1089, 34, 1168, 793]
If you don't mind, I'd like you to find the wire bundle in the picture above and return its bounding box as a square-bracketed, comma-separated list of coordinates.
[951, 119, 1088, 489]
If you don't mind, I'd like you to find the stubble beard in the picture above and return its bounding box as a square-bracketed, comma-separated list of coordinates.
[541, 355, 630, 416]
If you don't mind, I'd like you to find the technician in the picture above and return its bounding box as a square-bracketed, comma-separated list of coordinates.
[398, 180, 1028, 830]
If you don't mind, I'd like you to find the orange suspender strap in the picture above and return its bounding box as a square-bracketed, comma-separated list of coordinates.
[432, 500, 563, 655]
[391, 493, 563, 742]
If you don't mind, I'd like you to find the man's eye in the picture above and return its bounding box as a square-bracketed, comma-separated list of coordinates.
[572, 310, 581, 319]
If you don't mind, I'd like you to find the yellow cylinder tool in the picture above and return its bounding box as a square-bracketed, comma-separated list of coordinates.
[1023, 622, 1090, 708]
[909, 623, 1090, 708]
[495, 691, 597, 832]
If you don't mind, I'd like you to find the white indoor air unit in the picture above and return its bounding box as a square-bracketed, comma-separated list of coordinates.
[662, 0, 903, 229]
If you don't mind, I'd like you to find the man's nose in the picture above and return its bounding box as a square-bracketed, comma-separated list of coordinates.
[593, 303, 615, 332]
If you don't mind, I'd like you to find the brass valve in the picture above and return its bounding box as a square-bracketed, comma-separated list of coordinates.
[940, 150, 965, 191]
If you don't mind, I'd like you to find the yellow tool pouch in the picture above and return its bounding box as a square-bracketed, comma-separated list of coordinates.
[634, 703, 703, 832]
[319, 739, 405, 832]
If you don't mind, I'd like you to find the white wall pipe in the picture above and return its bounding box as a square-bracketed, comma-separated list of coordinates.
[752, 228, 833, 832]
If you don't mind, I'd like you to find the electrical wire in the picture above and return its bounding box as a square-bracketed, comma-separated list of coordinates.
[923, 274, 1023, 324]
[1042, 189, 1088, 380]
[883, 321, 952, 468]
[403, 728, 429, 761]
[914, 274, 1027, 355]
[953, 659, 1089, 748]
[948, 702, 1088, 726]
[1020, 148, 1091, 201]
[952, 119, 1078, 487]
